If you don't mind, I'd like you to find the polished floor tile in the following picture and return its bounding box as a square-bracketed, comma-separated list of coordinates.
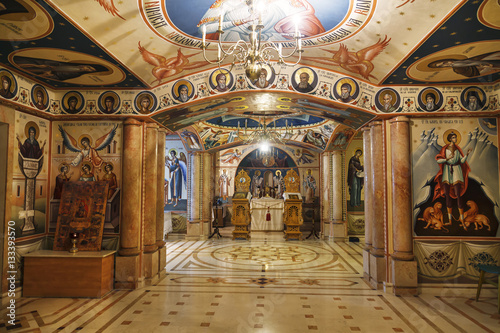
[2, 233, 499, 332]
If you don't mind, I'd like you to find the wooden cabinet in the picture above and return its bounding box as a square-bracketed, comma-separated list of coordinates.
[23, 250, 115, 298]
[283, 193, 303, 241]
[232, 198, 251, 240]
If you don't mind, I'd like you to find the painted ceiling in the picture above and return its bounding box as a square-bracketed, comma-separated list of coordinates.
[0, 0, 499, 151]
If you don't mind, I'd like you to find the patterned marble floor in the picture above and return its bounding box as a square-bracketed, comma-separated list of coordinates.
[2, 233, 499, 332]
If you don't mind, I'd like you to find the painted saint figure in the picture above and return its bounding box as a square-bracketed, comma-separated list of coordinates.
[433, 131, 472, 228]
[102, 163, 118, 200]
[253, 68, 269, 88]
[252, 170, 263, 198]
[0, 75, 14, 99]
[218, 169, 231, 200]
[17, 126, 45, 159]
[347, 149, 364, 207]
[79, 163, 96, 181]
[53, 163, 73, 199]
[215, 73, 228, 92]
[303, 169, 316, 203]
[273, 170, 284, 199]
[168, 150, 183, 207]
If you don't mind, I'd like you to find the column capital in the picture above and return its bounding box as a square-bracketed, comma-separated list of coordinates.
[370, 120, 383, 128]
[146, 122, 159, 129]
[158, 127, 169, 134]
[361, 126, 371, 133]
[124, 118, 143, 127]
[388, 116, 410, 124]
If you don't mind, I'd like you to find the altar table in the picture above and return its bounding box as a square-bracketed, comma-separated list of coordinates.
[251, 197, 284, 231]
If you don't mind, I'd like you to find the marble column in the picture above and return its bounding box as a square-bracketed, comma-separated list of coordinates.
[157, 128, 167, 276]
[143, 123, 158, 285]
[369, 121, 386, 289]
[326, 151, 345, 241]
[116, 118, 143, 289]
[186, 152, 213, 240]
[362, 126, 372, 279]
[320, 152, 330, 238]
[389, 117, 417, 295]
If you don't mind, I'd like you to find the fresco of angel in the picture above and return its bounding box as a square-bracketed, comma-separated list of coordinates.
[220, 148, 242, 164]
[138, 43, 209, 84]
[285, 147, 314, 165]
[302, 36, 391, 80]
[165, 149, 188, 207]
[95, 0, 125, 20]
[58, 124, 118, 170]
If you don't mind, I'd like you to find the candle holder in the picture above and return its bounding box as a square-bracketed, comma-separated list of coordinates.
[69, 232, 79, 253]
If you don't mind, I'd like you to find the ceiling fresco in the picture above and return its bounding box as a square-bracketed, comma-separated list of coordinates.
[1, 0, 499, 153]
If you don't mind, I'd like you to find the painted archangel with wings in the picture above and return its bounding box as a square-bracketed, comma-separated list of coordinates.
[58, 124, 118, 169]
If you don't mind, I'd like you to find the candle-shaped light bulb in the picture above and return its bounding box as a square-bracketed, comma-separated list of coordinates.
[295, 21, 298, 36]
[219, 14, 223, 30]
[202, 25, 206, 46]
[298, 37, 302, 51]
[218, 45, 221, 60]
[278, 43, 282, 55]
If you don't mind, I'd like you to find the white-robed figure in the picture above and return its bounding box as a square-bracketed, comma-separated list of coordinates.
[198, 0, 324, 42]
[218, 169, 232, 200]
[252, 170, 263, 198]
[273, 170, 284, 199]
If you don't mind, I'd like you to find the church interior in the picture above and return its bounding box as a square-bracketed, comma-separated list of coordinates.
[1, 0, 500, 331]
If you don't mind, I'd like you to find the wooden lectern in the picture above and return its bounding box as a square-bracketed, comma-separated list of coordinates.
[232, 170, 252, 240]
[283, 170, 303, 240]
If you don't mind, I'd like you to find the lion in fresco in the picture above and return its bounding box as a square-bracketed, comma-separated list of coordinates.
[463, 200, 491, 231]
[418, 202, 449, 232]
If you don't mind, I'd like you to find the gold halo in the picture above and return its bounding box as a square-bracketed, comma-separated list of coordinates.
[421, 89, 440, 104]
[33, 86, 46, 101]
[465, 88, 484, 101]
[78, 134, 93, 148]
[101, 92, 119, 109]
[64, 93, 82, 109]
[443, 129, 461, 145]
[295, 68, 314, 84]
[104, 161, 114, 171]
[24, 121, 40, 139]
[336, 78, 355, 96]
[378, 90, 396, 105]
[58, 162, 70, 172]
[276, 170, 281, 176]
[255, 170, 261, 176]
[168, 148, 178, 157]
[211, 68, 231, 87]
[81, 162, 92, 172]
[173, 80, 193, 98]
[0, 71, 15, 93]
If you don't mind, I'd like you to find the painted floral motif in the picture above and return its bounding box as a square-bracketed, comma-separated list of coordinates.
[468, 252, 498, 271]
[249, 277, 277, 286]
[207, 277, 227, 284]
[299, 279, 320, 286]
[444, 96, 460, 111]
[424, 250, 453, 272]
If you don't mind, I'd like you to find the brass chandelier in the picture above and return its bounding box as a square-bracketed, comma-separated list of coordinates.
[200, 2, 303, 81]
[235, 117, 294, 148]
